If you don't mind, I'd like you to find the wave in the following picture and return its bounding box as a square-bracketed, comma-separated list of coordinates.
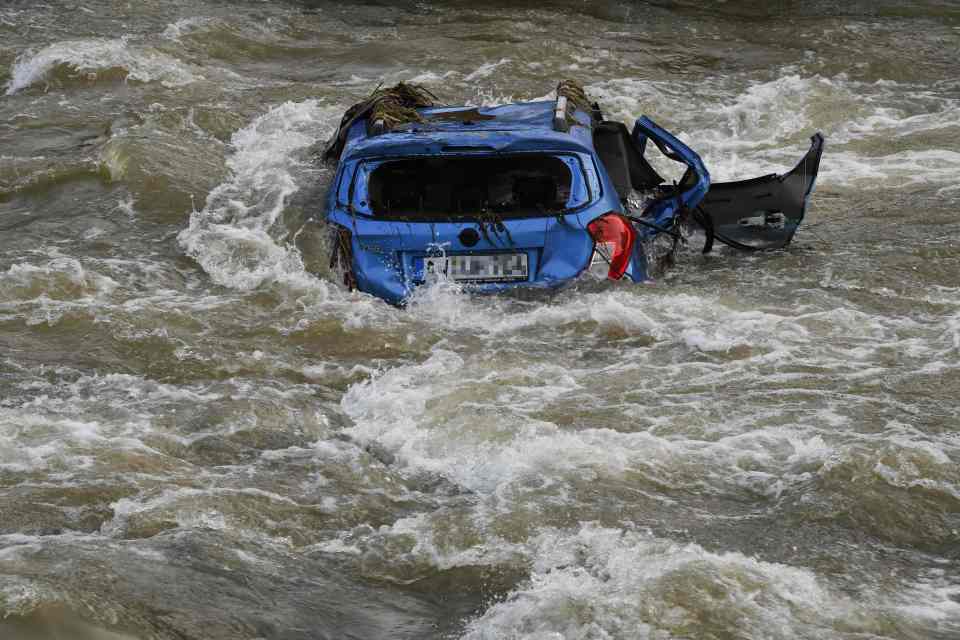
[0, 257, 118, 306]
[161, 17, 214, 41]
[590, 72, 960, 188]
[177, 99, 338, 292]
[5, 38, 197, 95]
[460, 522, 955, 639]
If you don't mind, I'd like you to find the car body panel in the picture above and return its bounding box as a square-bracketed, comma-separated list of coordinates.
[698, 133, 825, 250]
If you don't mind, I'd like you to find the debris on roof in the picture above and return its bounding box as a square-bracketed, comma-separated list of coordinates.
[556, 79, 593, 114]
[323, 80, 603, 161]
[323, 82, 438, 161]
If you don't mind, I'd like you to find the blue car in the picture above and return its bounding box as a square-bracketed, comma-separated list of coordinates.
[321, 82, 823, 306]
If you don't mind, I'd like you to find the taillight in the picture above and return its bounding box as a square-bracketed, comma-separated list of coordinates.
[587, 213, 636, 280]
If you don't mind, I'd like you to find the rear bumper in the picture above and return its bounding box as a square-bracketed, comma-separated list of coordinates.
[698, 133, 824, 251]
[330, 214, 598, 306]
[354, 253, 581, 307]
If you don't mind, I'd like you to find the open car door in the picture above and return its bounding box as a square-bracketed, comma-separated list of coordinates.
[697, 134, 825, 251]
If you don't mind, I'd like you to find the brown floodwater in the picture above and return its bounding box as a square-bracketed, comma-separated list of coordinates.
[1, 1, 959, 638]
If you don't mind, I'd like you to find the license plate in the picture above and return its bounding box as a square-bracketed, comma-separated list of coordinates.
[421, 253, 528, 282]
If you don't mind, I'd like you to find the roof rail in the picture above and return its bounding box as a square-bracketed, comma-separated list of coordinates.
[553, 80, 597, 132]
[553, 95, 570, 132]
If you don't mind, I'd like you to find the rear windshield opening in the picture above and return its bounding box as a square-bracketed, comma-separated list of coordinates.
[367, 155, 573, 219]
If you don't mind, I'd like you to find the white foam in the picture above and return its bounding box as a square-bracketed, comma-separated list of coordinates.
[460, 523, 880, 639]
[0, 257, 119, 301]
[102, 485, 312, 539]
[0, 412, 106, 472]
[5, 38, 197, 95]
[589, 72, 960, 187]
[407, 70, 456, 84]
[177, 99, 340, 292]
[338, 337, 843, 503]
[161, 16, 213, 41]
[0, 370, 271, 474]
[897, 571, 960, 628]
[463, 58, 511, 82]
[331, 269, 960, 601]
[0, 255, 124, 326]
[405, 286, 664, 337]
[820, 148, 960, 188]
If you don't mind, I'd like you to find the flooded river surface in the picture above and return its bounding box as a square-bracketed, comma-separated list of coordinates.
[1, 1, 960, 638]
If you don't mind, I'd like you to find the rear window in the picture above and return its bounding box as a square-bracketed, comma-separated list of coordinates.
[360, 155, 584, 220]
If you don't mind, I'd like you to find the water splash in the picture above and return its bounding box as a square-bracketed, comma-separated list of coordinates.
[177, 100, 338, 291]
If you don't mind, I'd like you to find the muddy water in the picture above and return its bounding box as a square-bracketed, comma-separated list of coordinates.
[1, 1, 959, 638]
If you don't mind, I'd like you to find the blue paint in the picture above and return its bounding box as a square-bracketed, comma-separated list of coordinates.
[324, 100, 710, 306]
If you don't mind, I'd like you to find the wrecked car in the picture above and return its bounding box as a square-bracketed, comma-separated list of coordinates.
[320, 81, 824, 306]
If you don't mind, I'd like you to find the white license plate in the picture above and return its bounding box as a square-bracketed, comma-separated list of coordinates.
[422, 253, 528, 282]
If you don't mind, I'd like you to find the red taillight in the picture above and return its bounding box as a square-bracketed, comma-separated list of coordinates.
[587, 213, 636, 280]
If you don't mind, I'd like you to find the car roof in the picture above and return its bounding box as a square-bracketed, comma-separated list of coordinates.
[339, 100, 597, 160]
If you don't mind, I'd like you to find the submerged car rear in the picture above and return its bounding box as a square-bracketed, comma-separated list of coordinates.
[326, 142, 617, 303]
